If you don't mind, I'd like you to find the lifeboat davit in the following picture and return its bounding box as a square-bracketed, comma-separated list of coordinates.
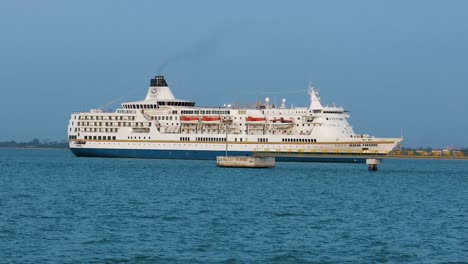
[201, 116, 221, 123]
[180, 116, 199, 123]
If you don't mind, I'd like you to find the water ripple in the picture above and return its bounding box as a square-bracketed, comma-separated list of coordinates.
[1, 149, 467, 263]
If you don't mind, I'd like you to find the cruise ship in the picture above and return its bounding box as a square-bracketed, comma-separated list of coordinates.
[68, 75, 402, 162]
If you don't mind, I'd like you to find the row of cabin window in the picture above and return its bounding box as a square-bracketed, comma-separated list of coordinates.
[196, 137, 227, 142]
[128, 136, 150, 140]
[181, 129, 232, 133]
[123, 104, 158, 109]
[262, 110, 309, 114]
[82, 128, 119, 133]
[258, 138, 268, 142]
[77, 122, 151, 127]
[181, 110, 230, 115]
[123, 102, 195, 109]
[68, 135, 77, 139]
[180, 137, 190, 141]
[158, 101, 195, 107]
[153, 116, 176, 121]
[78, 116, 135, 121]
[282, 138, 317, 143]
[323, 111, 343, 114]
[84, 135, 116, 140]
[116, 109, 136, 114]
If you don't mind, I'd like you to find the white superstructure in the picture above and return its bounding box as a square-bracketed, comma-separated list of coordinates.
[68, 76, 402, 161]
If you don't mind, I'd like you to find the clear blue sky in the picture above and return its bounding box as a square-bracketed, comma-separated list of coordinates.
[0, 0, 467, 148]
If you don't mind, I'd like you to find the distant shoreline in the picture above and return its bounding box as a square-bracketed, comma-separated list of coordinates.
[0, 139, 68, 150]
[0, 147, 69, 150]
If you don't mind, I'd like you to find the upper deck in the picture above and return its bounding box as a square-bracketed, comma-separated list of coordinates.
[68, 75, 376, 140]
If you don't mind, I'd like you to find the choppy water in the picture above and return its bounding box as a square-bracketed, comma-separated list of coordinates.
[1, 149, 467, 263]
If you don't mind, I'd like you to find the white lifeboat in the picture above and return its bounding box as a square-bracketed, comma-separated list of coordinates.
[270, 117, 294, 129]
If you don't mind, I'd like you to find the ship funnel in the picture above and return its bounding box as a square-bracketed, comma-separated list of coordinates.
[150, 75, 168, 87]
[145, 75, 176, 101]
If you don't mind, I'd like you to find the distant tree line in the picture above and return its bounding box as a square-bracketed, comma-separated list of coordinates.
[0, 138, 68, 149]
[402, 147, 467, 153]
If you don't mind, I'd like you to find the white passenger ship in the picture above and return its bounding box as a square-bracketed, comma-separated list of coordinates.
[68, 76, 402, 162]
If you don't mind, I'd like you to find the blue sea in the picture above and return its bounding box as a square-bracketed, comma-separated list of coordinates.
[1, 149, 467, 263]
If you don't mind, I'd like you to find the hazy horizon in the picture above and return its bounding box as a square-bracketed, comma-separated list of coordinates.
[1, 0, 467, 148]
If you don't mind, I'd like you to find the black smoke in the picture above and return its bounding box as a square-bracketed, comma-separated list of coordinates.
[156, 26, 232, 74]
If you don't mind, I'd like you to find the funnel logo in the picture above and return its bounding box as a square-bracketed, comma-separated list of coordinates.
[151, 88, 157, 94]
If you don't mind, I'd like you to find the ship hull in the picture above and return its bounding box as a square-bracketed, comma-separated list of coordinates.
[70, 147, 367, 163]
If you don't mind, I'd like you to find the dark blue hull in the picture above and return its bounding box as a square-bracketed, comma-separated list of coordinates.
[70, 148, 366, 163]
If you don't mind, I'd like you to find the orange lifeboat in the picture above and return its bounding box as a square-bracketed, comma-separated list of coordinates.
[246, 116, 266, 122]
[201, 116, 221, 122]
[180, 116, 199, 123]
